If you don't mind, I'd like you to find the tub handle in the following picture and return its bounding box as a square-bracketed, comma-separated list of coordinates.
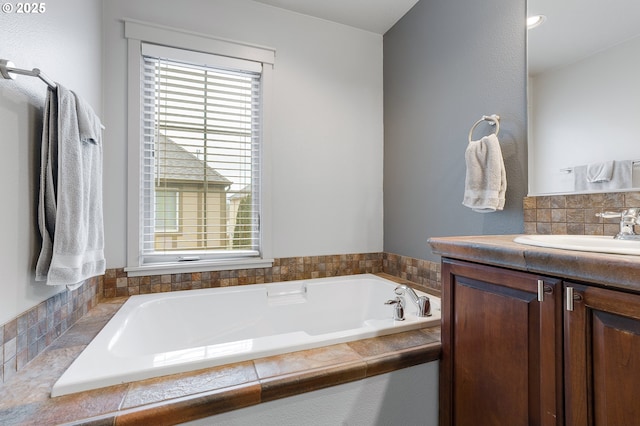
[385, 297, 405, 321]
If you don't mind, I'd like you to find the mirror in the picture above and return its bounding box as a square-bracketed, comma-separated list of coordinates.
[527, 0, 640, 195]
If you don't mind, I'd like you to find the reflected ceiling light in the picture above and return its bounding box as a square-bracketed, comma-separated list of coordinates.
[527, 15, 546, 30]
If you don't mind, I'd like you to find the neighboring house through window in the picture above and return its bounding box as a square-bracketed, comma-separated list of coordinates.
[154, 136, 231, 251]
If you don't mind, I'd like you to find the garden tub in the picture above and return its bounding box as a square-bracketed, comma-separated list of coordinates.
[52, 274, 440, 397]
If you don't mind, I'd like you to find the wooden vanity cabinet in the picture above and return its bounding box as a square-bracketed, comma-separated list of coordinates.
[440, 258, 563, 426]
[442, 257, 640, 426]
[564, 282, 640, 425]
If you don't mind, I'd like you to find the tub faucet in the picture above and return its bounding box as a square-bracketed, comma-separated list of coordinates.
[596, 208, 640, 240]
[394, 284, 431, 317]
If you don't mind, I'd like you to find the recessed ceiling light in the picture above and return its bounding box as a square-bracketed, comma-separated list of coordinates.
[527, 15, 546, 30]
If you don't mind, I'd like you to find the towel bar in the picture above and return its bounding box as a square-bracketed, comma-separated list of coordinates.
[0, 59, 56, 89]
[561, 160, 640, 174]
[1, 58, 105, 130]
[468, 114, 500, 143]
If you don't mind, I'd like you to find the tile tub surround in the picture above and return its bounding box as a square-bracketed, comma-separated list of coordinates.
[384, 252, 441, 292]
[0, 276, 101, 385]
[103, 252, 441, 297]
[103, 253, 385, 298]
[0, 252, 440, 386]
[524, 191, 640, 235]
[0, 290, 441, 425]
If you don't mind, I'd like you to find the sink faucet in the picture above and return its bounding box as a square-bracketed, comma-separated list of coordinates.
[394, 284, 431, 317]
[596, 208, 640, 240]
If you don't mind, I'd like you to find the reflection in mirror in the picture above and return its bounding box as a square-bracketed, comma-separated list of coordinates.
[527, 0, 640, 195]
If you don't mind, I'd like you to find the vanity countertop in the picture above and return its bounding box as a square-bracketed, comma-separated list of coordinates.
[0, 274, 440, 425]
[429, 234, 640, 294]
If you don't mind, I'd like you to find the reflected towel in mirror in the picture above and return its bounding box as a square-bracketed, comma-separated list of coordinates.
[586, 160, 614, 182]
[574, 160, 632, 192]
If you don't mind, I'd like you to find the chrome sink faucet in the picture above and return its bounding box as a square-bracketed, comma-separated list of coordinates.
[394, 284, 431, 317]
[596, 208, 640, 240]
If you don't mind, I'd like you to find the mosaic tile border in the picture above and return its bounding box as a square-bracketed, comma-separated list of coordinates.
[383, 253, 441, 293]
[524, 191, 640, 235]
[0, 252, 441, 384]
[103, 253, 385, 297]
[0, 276, 101, 384]
[103, 253, 441, 298]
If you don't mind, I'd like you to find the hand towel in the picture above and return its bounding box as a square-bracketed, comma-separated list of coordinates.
[35, 84, 106, 286]
[462, 133, 507, 213]
[586, 161, 614, 182]
[574, 160, 633, 192]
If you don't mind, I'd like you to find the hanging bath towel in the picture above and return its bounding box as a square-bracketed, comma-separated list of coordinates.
[462, 133, 507, 213]
[35, 84, 105, 286]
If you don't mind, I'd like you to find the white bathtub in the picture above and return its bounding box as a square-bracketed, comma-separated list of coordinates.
[52, 274, 440, 397]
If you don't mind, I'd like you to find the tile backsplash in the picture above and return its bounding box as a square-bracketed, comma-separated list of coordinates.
[524, 191, 640, 236]
[0, 252, 440, 384]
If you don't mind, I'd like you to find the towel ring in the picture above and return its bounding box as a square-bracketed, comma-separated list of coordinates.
[468, 114, 500, 143]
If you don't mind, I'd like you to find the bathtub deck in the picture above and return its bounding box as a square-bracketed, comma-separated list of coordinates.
[0, 284, 441, 425]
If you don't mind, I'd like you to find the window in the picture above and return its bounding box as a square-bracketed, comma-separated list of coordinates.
[142, 48, 260, 259]
[154, 189, 178, 233]
[125, 21, 274, 275]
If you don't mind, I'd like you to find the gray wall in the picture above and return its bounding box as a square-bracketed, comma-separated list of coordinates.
[383, 0, 527, 262]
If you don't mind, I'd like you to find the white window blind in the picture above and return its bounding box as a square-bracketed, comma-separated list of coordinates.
[140, 45, 262, 265]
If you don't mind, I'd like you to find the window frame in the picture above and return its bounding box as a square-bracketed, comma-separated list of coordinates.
[124, 20, 274, 276]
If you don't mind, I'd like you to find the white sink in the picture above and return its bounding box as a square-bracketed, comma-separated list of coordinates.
[514, 234, 640, 256]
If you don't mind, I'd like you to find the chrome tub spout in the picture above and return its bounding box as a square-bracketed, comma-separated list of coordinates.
[394, 284, 431, 317]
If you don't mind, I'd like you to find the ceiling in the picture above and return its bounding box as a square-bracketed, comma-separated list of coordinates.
[528, 0, 640, 75]
[252, 0, 420, 34]
[251, 0, 640, 75]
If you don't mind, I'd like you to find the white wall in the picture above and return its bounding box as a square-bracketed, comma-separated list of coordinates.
[102, 0, 384, 266]
[529, 35, 640, 194]
[0, 0, 102, 324]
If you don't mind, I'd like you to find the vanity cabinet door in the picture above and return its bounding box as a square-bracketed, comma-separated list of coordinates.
[564, 283, 640, 426]
[440, 259, 562, 426]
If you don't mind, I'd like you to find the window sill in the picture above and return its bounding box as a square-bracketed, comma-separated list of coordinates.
[125, 258, 274, 277]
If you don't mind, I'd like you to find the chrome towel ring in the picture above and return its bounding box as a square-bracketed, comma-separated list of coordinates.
[468, 114, 500, 143]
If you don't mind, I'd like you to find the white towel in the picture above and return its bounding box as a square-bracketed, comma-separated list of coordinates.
[586, 160, 614, 182]
[462, 133, 506, 213]
[35, 84, 106, 286]
[574, 160, 633, 192]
